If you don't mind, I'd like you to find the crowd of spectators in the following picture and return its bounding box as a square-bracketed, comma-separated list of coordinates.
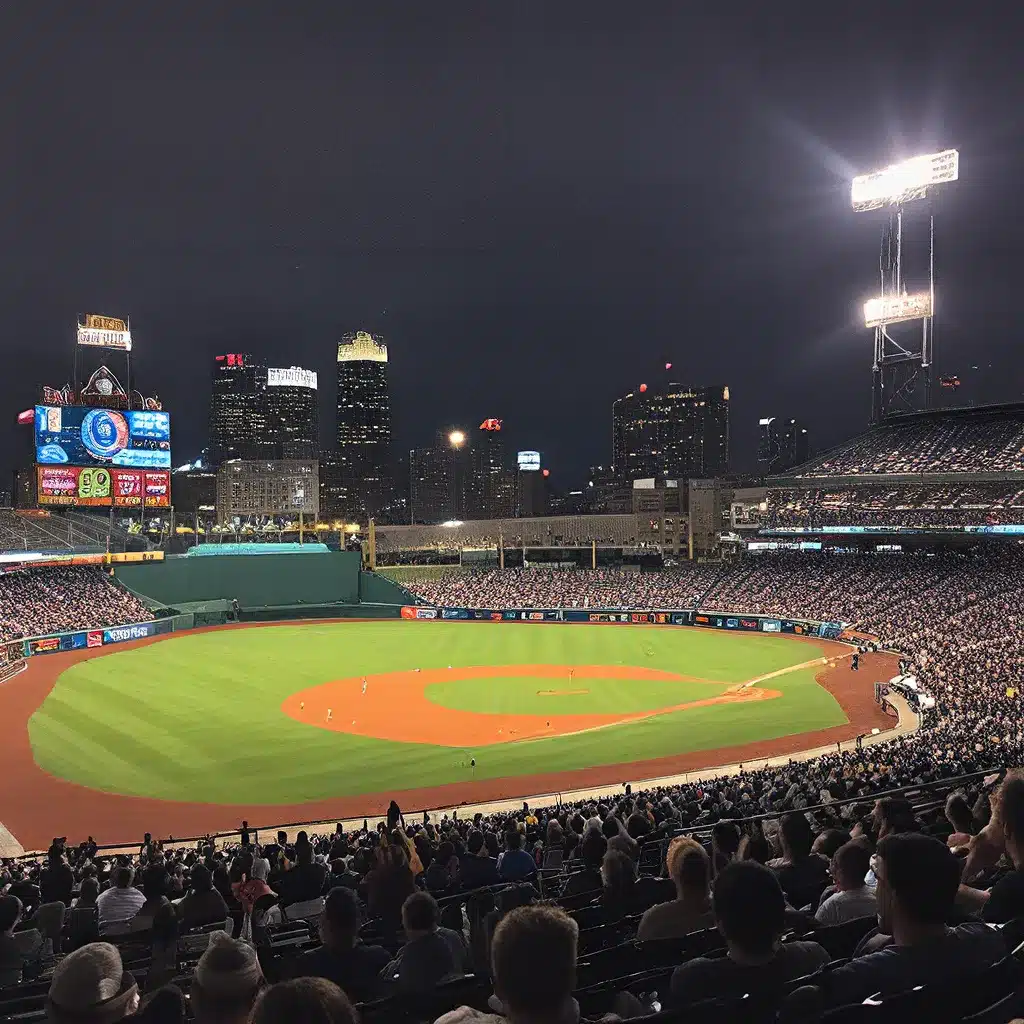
[766, 483, 1024, 530]
[788, 406, 1024, 477]
[5, 549, 1024, 1020]
[0, 566, 152, 643]
[409, 567, 724, 611]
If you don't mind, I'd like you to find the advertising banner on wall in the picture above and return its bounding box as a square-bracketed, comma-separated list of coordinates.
[102, 622, 156, 645]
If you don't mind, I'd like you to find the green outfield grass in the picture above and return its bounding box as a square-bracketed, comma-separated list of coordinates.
[27, 621, 846, 805]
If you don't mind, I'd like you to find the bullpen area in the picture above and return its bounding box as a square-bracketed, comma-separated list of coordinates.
[0, 620, 897, 848]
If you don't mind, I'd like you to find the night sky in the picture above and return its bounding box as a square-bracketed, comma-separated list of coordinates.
[2, 4, 1022, 487]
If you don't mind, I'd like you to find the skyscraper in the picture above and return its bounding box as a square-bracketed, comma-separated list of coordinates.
[336, 331, 392, 516]
[612, 385, 729, 482]
[209, 356, 318, 464]
[469, 418, 515, 519]
[264, 366, 319, 459]
[208, 353, 267, 464]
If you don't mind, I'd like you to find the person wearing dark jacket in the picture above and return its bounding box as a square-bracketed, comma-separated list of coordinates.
[40, 846, 74, 907]
[459, 832, 501, 891]
[293, 888, 390, 1003]
[383, 892, 469, 992]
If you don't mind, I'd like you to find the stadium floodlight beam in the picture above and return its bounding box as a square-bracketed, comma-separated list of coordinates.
[852, 148, 958, 422]
[851, 149, 959, 212]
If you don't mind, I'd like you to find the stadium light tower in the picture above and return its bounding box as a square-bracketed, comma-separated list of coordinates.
[852, 149, 958, 422]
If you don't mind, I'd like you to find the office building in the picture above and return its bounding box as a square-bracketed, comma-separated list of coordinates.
[758, 417, 811, 473]
[470, 419, 515, 519]
[264, 367, 319, 459]
[612, 385, 729, 483]
[208, 353, 267, 464]
[215, 460, 319, 523]
[209, 356, 319, 463]
[410, 443, 455, 524]
[632, 478, 686, 556]
[336, 331, 392, 516]
[516, 451, 547, 517]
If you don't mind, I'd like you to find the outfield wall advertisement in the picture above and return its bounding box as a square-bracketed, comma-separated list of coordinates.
[399, 606, 830, 636]
[18, 618, 170, 659]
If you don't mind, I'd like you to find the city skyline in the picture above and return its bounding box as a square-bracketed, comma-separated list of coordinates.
[3, 6, 1022, 489]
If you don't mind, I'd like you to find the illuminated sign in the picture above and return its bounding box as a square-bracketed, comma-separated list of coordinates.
[216, 354, 246, 367]
[517, 451, 541, 471]
[267, 367, 318, 389]
[77, 314, 132, 351]
[852, 149, 959, 212]
[37, 467, 171, 508]
[479, 418, 503, 431]
[35, 406, 171, 469]
[864, 292, 932, 328]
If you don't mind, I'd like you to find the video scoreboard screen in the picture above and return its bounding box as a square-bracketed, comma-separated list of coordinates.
[35, 405, 171, 469]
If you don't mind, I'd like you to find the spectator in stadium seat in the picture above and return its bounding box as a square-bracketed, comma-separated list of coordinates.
[191, 932, 264, 1024]
[497, 829, 537, 883]
[459, 830, 501, 890]
[711, 822, 741, 877]
[146, 904, 180, 993]
[598, 849, 637, 921]
[252, 977, 358, 1024]
[365, 842, 417, 931]
[0, 895, 43, 988]
[277, 843, 327, 906]
[814, 841, 877, 926]
[44, 942, 140, 1024]
[770, 813, 831, 909]
[945, 792, 978, 850]
[638, 837, 714, 941]
[973, 775, 1024, 923]
[292, 887, 390, 1004]
[178, 864, 228, 930]
[560, 828, 606, 898]
[669, 861, 830, 1008]
[437, 904, 580, 1024]
[132, 864, 171, 931]
[425, 841, 460, 893]
[384, 891, 470, 992]
[40, 843, 75, 907]
[824, 834, 1006, 1006]
[96, 865, 145, 935]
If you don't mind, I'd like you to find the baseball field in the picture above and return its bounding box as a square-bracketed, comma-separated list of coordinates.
[0, 621, 897, 850]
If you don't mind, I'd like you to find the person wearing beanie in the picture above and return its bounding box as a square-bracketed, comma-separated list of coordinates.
[191, 931, 264, 1024]
[45, 942, 139, 1024]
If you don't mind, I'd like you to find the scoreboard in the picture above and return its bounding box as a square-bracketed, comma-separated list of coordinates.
[36, 466, 171, 508]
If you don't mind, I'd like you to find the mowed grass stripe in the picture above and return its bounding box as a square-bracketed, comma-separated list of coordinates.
[28, 622, 842, 803]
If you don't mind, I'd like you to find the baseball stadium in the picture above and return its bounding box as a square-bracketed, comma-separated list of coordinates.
[2, 401, 1023, 1022]
[0, 545, 899, 852]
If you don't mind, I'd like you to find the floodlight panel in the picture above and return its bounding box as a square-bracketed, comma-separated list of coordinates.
[851, 149, 958, 211]
[864, 292, 933, 328]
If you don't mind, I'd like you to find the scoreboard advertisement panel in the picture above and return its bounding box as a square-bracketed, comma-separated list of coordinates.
[35, 405, 171, 469]
[37, 466, 171, 508]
